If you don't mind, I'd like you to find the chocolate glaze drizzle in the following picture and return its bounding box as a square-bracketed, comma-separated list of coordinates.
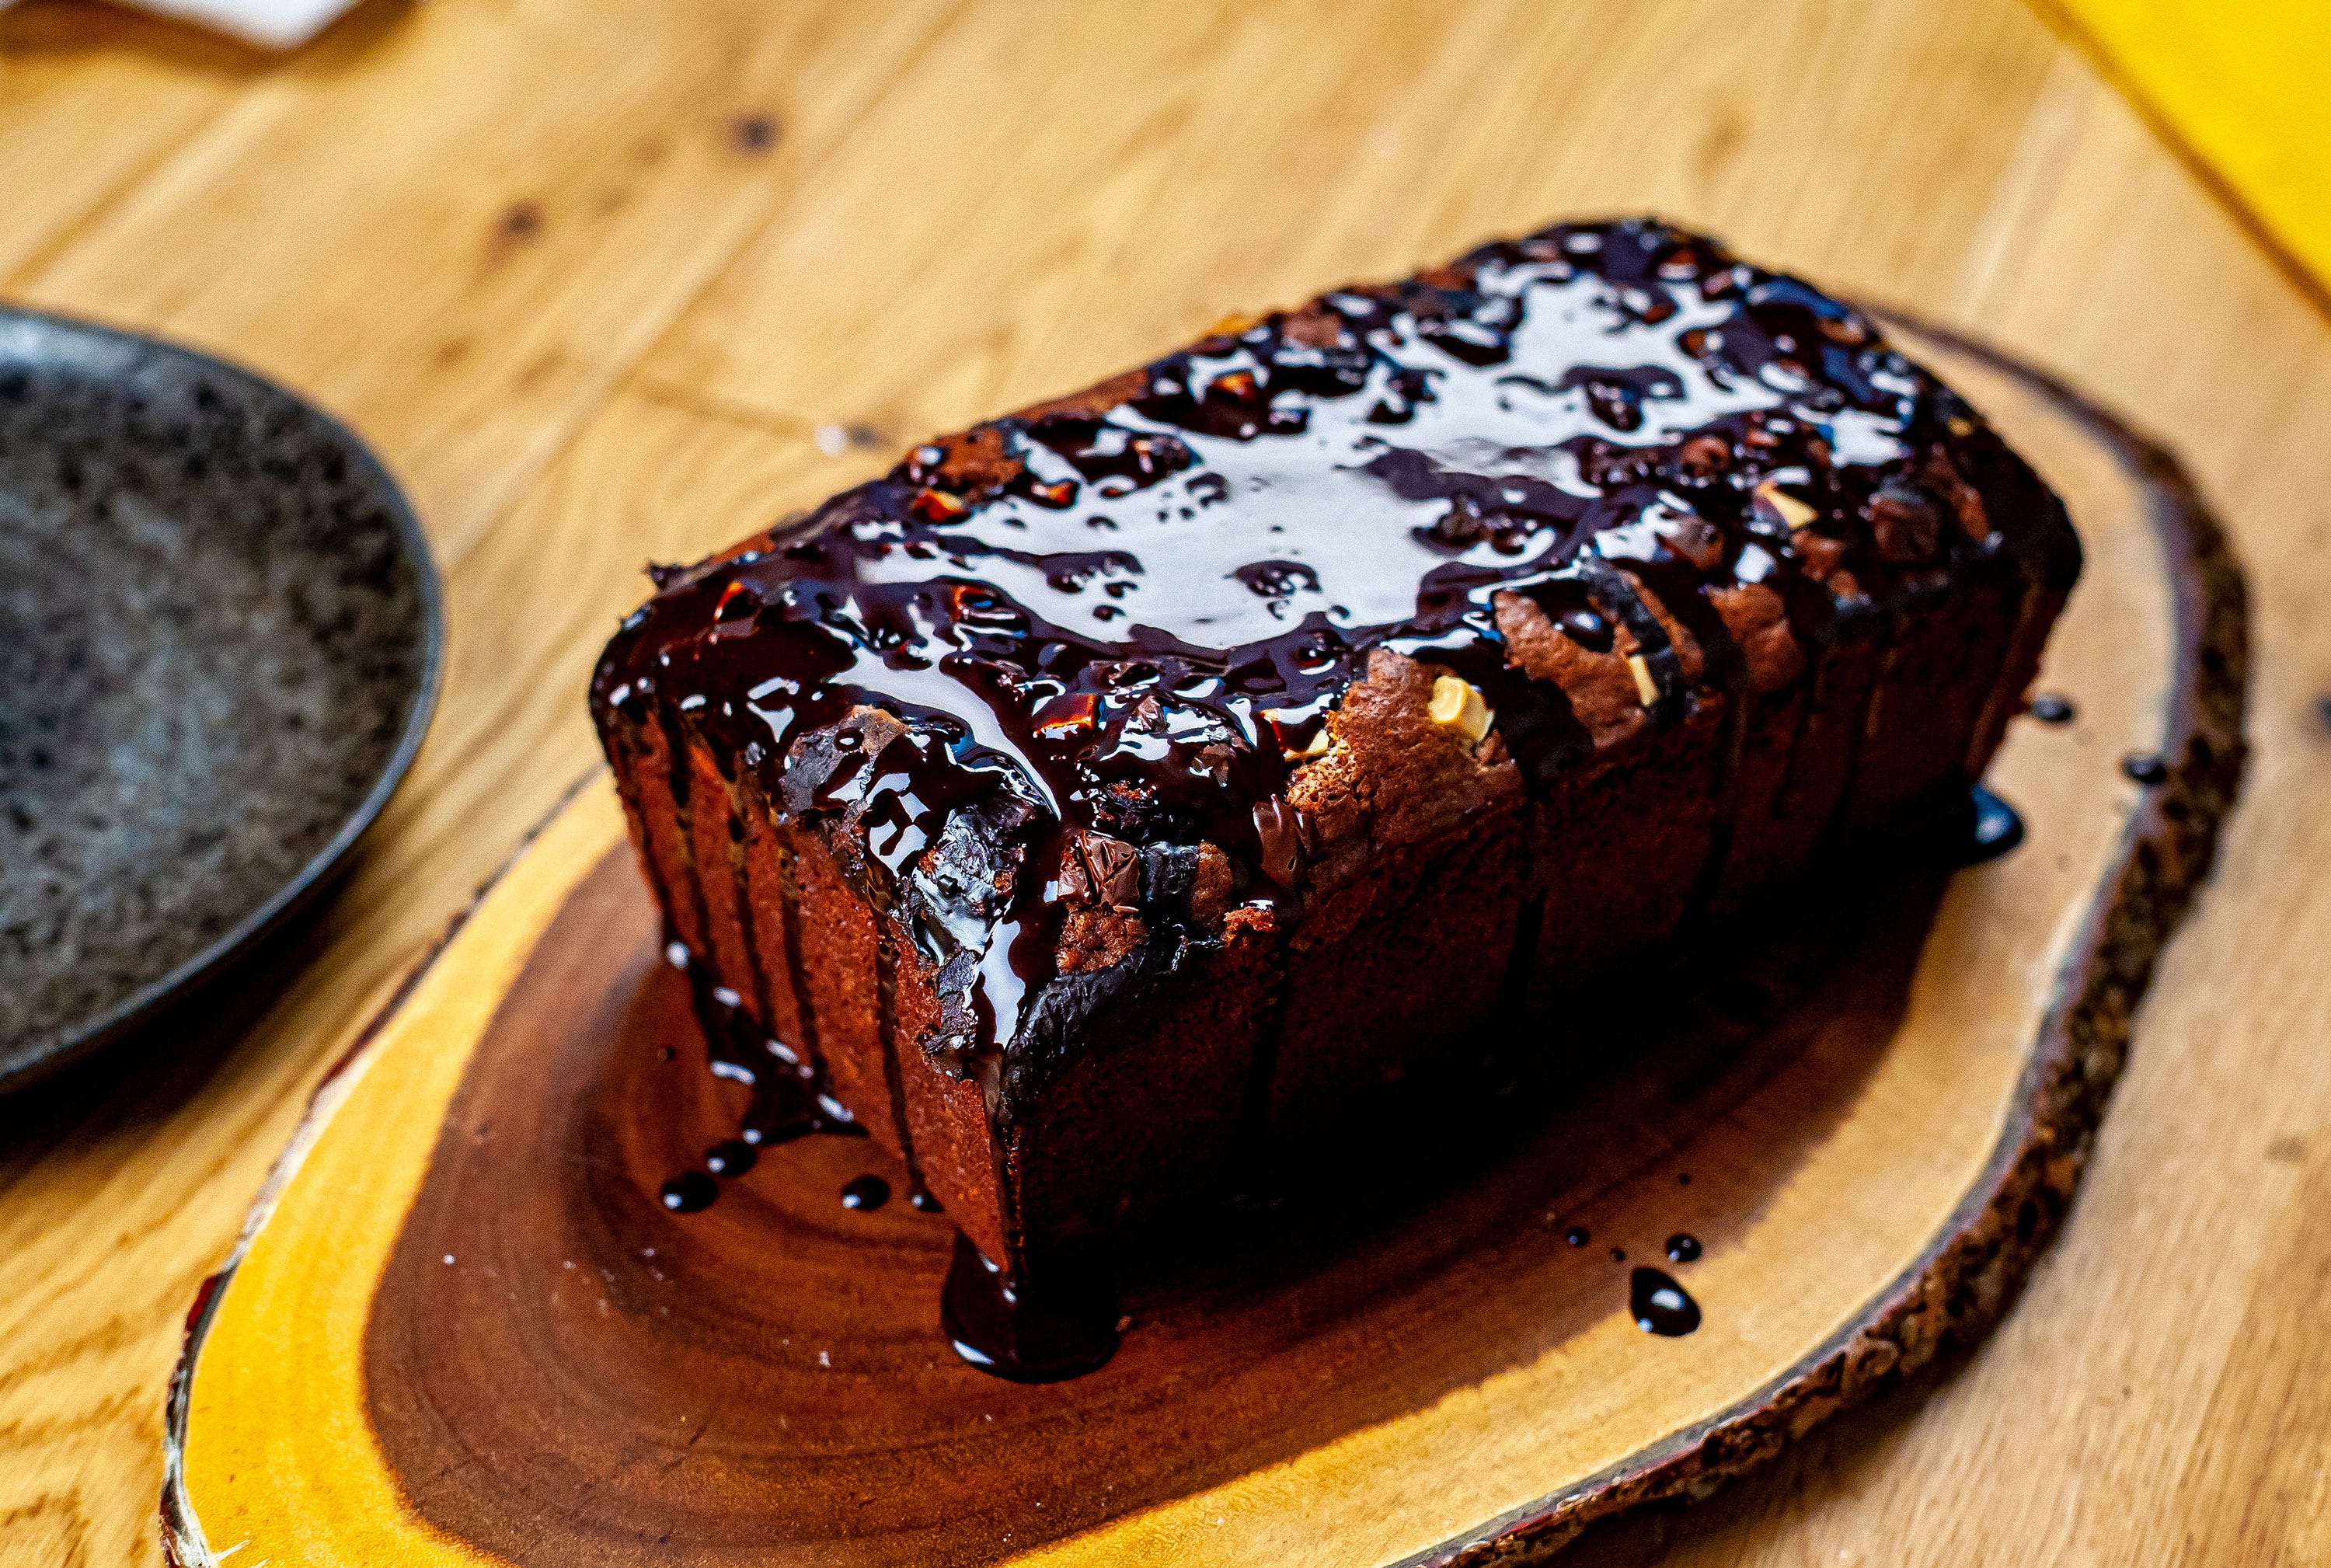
[599, 218, 2071, 1106]
[594, 218, 2079, 1367]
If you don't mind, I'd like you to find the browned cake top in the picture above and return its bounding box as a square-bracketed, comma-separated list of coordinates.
[592, 217, 2077, 1109]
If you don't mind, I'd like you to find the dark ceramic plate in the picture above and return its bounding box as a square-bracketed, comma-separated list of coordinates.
[0, 308, 441, 1092]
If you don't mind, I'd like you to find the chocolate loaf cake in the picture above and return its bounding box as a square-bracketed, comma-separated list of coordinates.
[591, 218, 2079, 1316]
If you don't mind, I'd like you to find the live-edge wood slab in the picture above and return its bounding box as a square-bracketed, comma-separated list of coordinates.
[161, 332, 2243, 1568]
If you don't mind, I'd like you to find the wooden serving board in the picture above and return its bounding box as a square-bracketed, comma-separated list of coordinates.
[160, 331, 2242, 1568]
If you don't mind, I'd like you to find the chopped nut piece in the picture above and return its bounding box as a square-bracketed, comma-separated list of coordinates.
[1945, 415, 1976, 437]
[1427, 674, 1492, 742]
[1253, 795, 1313, 887]
[1286, 727, 1332, 761]
[1657, 512, 1726, 570]
[909, 486, 969, 524]
[1866, 479, 1942, 563]
[1676, 433, 1732, 476]
[1076, 829, 1141, 908]
[1625, 653, 1661, 706]
[1753, 479, 1817, 531]
[1055, 849, 1091, 904]
[1207, 310, 1265, 338]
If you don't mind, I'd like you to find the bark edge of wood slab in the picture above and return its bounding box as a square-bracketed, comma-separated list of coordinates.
[159, 329, 2246, 1568]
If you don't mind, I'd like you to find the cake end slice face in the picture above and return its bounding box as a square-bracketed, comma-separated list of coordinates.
[590, 217, 2081, 1290]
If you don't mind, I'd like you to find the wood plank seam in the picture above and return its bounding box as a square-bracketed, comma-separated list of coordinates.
[624, 372, 838, 447]
[0, 115, 234, 297]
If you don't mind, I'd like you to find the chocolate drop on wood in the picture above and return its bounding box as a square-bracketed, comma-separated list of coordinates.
[705, 1139, 758, 1177]
[940, 1232, 1120, 1383]
[1956, 783, 2026, 865]
[659, 1171, 717, 1214]
[1630, 1267, 1702, 1336]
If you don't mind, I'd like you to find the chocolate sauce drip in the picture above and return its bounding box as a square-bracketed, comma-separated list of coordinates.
[1954, 783, 2026, 866]
[594, 216, 2079, 1211]
[718, 781, 792, 1109]
[1665, 1232, 1702, 1263]
[840, 1174, 890, 1211]
[659, 1172, 716, 1214]
[1494, 884, 1548, 1018]
[1630, 1267, 1702, 1336]
[676, 944, 865, 1148]
[656, 708, 721, 950]
[870, 929, 930, 1200]
[705, 1138, 757, 1177]
[1233, 928, 1294, 1169]
[2123, 751, 2169, 786]
[769, 831, 833, 1083]
[2029, 692, 2075, 725]
[939, 1232, 1120, 1382]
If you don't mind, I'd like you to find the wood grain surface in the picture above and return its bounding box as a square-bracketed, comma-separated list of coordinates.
[1, 1, 2326, 1563]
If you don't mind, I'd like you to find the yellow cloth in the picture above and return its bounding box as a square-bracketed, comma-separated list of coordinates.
[2042, 0, 2331, 295]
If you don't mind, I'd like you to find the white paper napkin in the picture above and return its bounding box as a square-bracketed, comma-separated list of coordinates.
[0, 0, 364, 50]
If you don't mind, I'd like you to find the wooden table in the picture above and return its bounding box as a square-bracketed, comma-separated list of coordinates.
[4, 1, 2328, 1563]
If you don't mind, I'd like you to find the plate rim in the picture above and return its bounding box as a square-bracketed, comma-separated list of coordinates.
[0, 304, 445, 1094]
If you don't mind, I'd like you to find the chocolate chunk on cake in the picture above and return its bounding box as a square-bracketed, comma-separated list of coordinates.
[591, 218, 2080, 1285]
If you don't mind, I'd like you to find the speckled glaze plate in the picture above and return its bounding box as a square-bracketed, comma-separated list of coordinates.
[0, 308, 441, 1092]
